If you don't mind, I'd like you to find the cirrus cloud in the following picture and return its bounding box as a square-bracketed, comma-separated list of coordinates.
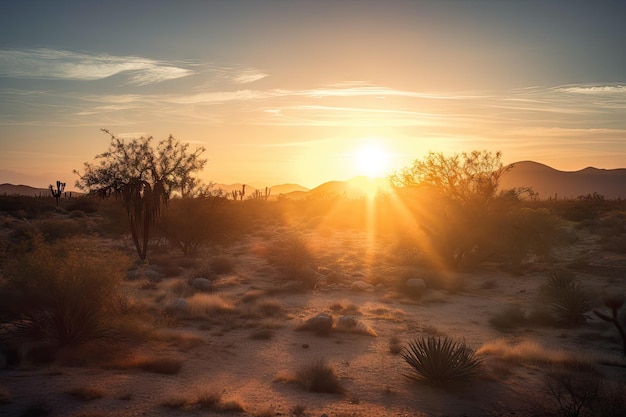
[0, 48, 194, 85]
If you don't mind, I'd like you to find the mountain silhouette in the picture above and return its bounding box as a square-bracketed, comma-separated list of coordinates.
[2, 161, 625, 200]
[500, 161, 626, 199]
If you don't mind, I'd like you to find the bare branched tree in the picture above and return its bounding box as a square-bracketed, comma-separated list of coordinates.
[74, 129, 206, 260]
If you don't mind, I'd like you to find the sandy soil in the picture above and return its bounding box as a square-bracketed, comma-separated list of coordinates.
[2, 226, 626, 417]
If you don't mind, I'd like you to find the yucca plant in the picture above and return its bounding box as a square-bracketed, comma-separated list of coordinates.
[544, 269, 592, 326]
[401, 336, 482, 385]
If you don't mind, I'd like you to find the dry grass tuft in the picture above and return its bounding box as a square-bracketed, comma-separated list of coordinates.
[477, 339, 595, 369]
[186, 293, 236, 317]
[295, 358, 344, 393]
[161, 389, 244, 413]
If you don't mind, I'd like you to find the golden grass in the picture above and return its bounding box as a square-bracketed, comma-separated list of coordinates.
[477, 339, 595, 369]
[161, 389, 245, 412]
[186, 293, 236, 317]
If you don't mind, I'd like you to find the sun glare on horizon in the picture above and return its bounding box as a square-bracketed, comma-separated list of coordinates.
[353, 142, 392, 178]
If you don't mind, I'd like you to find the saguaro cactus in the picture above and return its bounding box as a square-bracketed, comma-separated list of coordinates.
[593, 291, 626, 357]
[49, 180, 66, 207]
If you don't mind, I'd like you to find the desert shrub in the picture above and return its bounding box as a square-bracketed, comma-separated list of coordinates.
[401, 336, 482, 385]
[537, 365, 626, 417]
[65, 196, 99, 213]
[543, 270, 593, 326]
[389, 336, 403, 355]
[295, 359, 344, 393]
[36, 218, 83, 242]
[265, 231, 317, 288]
[159, 196, 230, 256]
[1, 237, 130, 345]
[489, 304, 527, 330]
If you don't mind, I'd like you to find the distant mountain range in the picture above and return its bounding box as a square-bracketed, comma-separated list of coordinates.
[2, 161, 625, 200]
[500, 161, 626, 199]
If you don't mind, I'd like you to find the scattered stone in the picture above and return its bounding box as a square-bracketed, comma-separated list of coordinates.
[170, 298, 188, 313]
[337, 315, 358, 329]
[191, 277, 212, 292]
[405, 278, 426, 289]
[351, 281, 374, 291]
[300, 313, 334, 335]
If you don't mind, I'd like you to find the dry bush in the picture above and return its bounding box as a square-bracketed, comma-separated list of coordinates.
[389, 336, 403, 355]
[489, 304, 528, 330]
[36, 218, 84, 242]
[295, 358, 344, 393]
[477, 339, 595, 370]
[66, 387, 105, 400]
[329, 300, 361, 315]
[185, 293, 236, 317]
[265, 231, 318, 288]
[161, 389, 244, 413]
[535, 365, 626, 417]
[1, 237, 131, 346]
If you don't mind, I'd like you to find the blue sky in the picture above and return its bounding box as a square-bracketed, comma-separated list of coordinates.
[1, 0, 625, 188]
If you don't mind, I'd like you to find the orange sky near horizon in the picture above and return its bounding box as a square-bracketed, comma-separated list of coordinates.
[1, 1, 625, 190]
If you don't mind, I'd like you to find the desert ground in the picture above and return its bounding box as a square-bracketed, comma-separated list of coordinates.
[1, 196, 626, 417]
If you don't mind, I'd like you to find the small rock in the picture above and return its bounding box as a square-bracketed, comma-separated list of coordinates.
[351, 281, 373, 291]
[171, 298, 188, 313]
[405, 278, 426, 289]
[301, 313, 334, 335]
[191, 277, 212, 292]
[337, 315, 358, 329]
[302, 344, 309, 349]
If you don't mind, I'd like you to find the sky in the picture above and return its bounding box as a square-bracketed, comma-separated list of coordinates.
[1, 0, 625, 190]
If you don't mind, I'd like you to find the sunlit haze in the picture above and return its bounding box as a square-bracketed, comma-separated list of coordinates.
[1, 0, 625, 189]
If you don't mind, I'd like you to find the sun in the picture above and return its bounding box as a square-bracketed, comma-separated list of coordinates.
[353, 143, 392, 178]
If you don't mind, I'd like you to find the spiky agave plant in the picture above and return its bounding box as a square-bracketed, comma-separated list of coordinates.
[401, 336, 482, 385]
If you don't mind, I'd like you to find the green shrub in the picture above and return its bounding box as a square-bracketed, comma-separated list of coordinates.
[401, 336, 482, 385]
[1, 237, 130, 345]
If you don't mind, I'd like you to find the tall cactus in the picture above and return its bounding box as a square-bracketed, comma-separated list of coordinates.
[49, 180, 66, 207]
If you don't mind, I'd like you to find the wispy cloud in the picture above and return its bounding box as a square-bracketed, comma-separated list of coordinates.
[0, 48, 194, 85]
[557, 84, 626, 94]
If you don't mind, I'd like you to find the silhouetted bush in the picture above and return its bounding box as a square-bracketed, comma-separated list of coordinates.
[65, 196, 99, 213]
[159, 196, 230, 256]
[401, 336, 482, 385]
[1, 237, 130, 345]
[36, 218, 84, 242]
